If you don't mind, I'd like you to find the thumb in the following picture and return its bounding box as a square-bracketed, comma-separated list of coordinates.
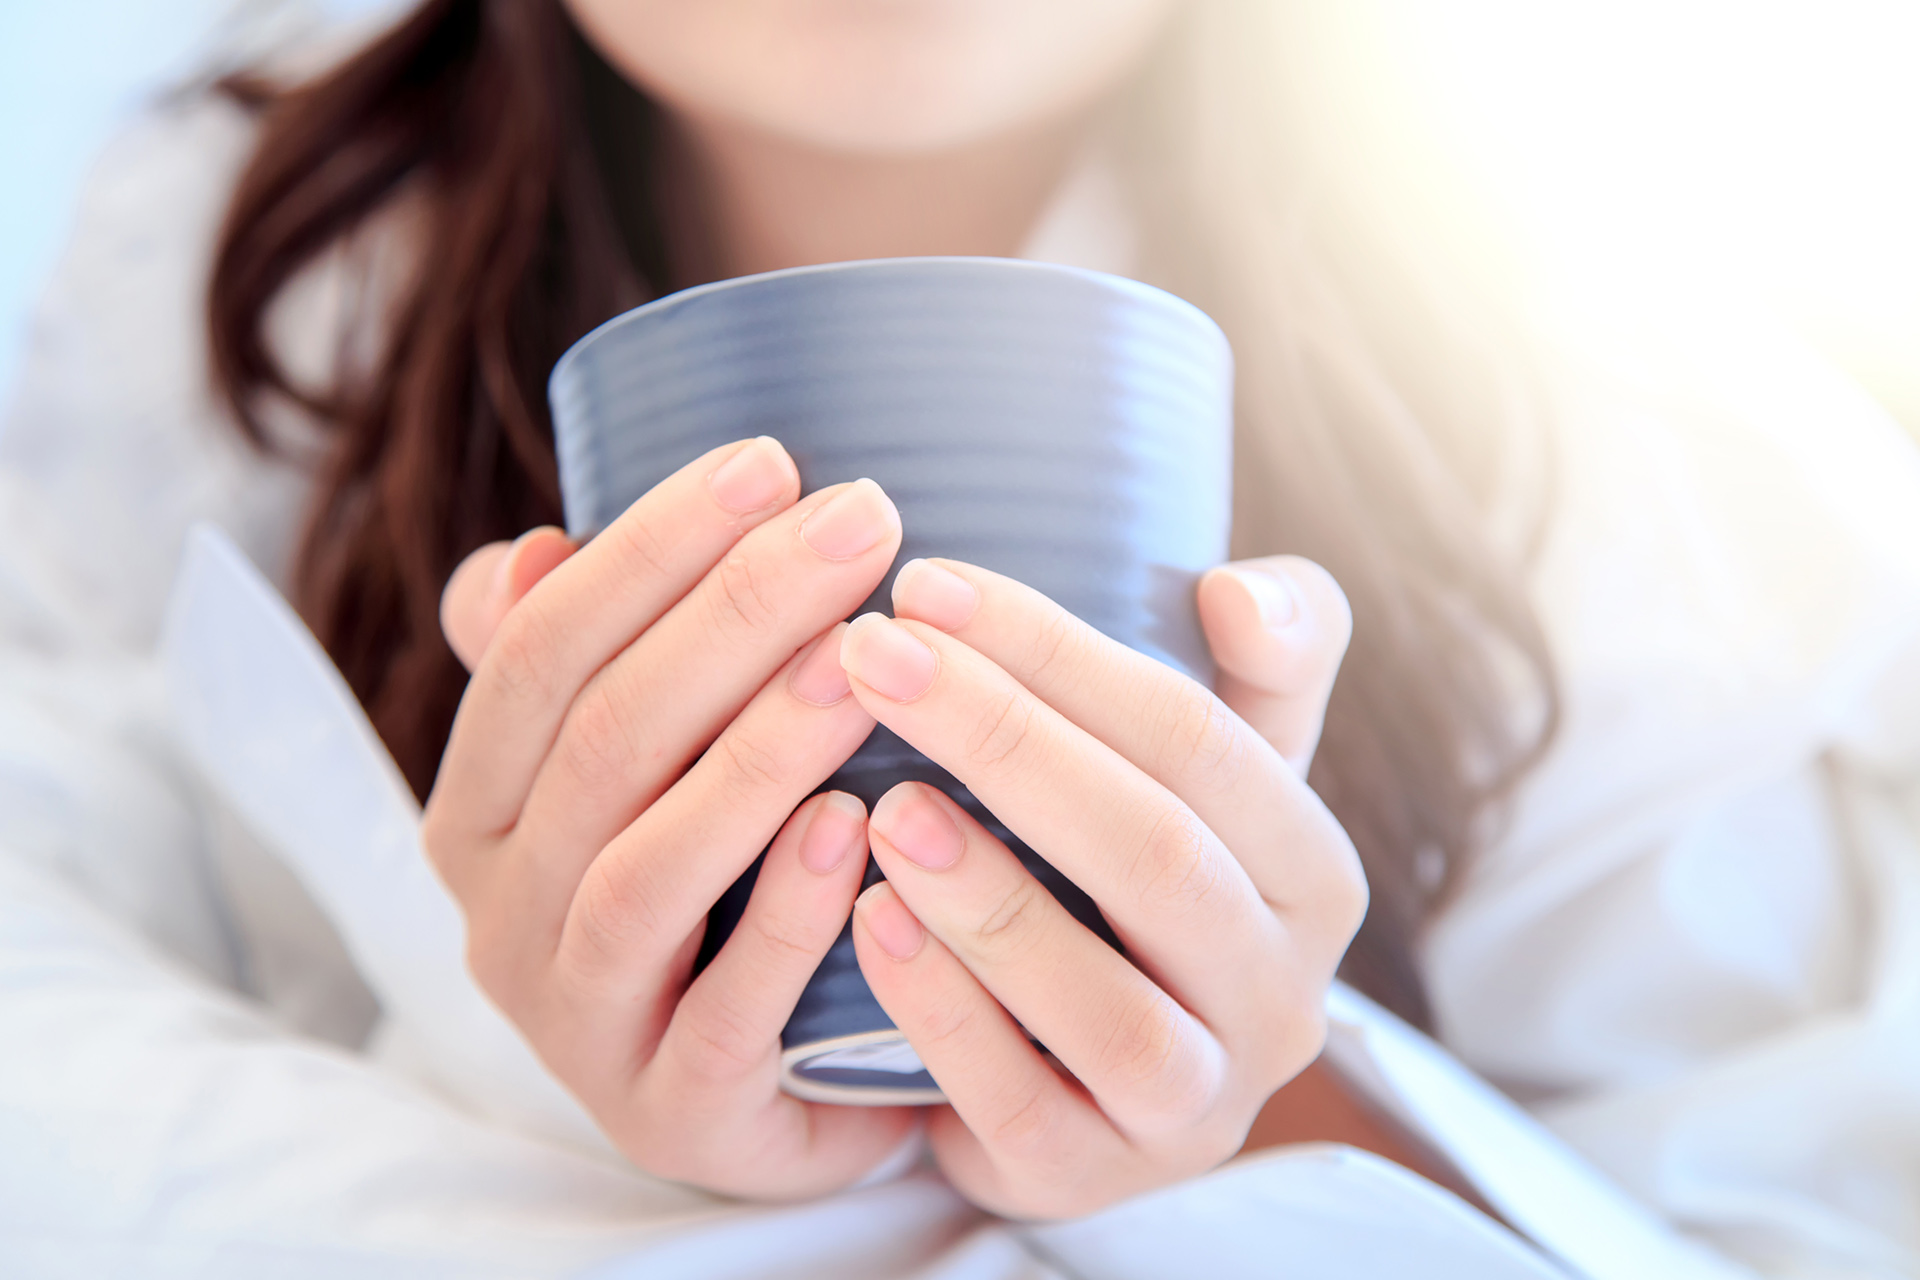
[1196, 555, 1352, 774]
[440, 526, 577, 671]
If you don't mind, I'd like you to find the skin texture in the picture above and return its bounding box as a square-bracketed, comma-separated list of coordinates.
[842, 561, 1365, 1215]
[430, 443, 1366, 1214]
[422, 0, 1370, 1219]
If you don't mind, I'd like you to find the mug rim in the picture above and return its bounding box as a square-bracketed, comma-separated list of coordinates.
[548, 254, 1228, 407]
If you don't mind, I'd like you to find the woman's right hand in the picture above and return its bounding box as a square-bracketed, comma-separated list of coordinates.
[423, 437, 917, 1200]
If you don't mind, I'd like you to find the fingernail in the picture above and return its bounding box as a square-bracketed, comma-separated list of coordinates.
[840, 614, 937, 702]
[488, 542, 517, 605]
[488, 528, 542, 604]
[871, 783, 963, 871]
[859, 884, 925, 961]
[892, 559, 978, 631]
[789, 623, 853, 706]
[1228, 567, 1299, 631]
[707, 437, 794, 514]
[799, 479, 898, 561]
[799, 792, 866, 874]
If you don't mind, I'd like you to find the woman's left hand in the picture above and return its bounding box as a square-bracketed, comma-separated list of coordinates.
[843, 555, 1365, 1219]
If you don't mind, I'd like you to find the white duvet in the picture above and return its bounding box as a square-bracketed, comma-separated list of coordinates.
[2, 82, 1917, 1280]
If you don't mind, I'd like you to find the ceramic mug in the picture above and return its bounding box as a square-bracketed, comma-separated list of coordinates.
[549, 256, 1233, 1104]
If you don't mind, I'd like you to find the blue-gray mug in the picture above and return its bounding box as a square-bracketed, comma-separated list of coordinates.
[549, 256, 1232, 1105]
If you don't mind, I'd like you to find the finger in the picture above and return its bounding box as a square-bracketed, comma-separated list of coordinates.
[1195, 557, 1351, 774]
[838, 613, 1286, 1014]
[656, 792, 870, 1091]
[625, 792, 910, 1200]
[440, 527, 577, 672]
[544, 624, 876, 1048]
[888, 559, 1354, 907]
[428, 436, 800, 853]
[516, 478, 899, 870]
[851, 880, 1125, 1219]
[866, 782, 1234, 1137]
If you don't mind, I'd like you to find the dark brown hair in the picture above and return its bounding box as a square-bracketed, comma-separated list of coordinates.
[207, 0, 1557, 1029]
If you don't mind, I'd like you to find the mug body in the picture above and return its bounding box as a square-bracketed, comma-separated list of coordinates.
[550, 257, 1233, 1103]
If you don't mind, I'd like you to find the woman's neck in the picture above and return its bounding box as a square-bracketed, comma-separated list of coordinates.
[661, 111, 1087, 282]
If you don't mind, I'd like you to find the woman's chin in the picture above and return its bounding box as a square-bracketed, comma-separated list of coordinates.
[566, 0, 1179, 157]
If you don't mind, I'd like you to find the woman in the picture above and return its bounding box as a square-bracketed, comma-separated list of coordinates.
[3, 0, 1916, 1274]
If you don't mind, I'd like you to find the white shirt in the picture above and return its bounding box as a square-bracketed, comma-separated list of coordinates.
[1, 80, 1916, 1280]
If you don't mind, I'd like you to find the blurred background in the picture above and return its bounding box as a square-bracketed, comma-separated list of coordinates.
[0, 0, 394, 397]
[1, 0, 1915, 429]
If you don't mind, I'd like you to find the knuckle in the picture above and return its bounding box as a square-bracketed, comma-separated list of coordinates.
[675, 990, 772, 1084]
[967, 689, 1038, 776]
[485, 607, 564, 706]
[968, 876, 1046, 959]
[607, 510, 677, 583]
[1020, 607, 1080, 684]
[1097, 998, 1217, 1129]
[985, 1075, 1066, 1163]
[711, 726, 788, 798]
[567, 863, 661, 973]
[1134, 806, 1226, 919]
[1096, 993, 1179, 1088]
[916, 998, 977, 1054]
[705, 547, 781, 639]
[556, 681, 643, 794]
[750, 906, 822, 969]
[1165, 682, 1246, 780]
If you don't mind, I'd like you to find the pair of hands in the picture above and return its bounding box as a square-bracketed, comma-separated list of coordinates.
[424, 436, 1366, 1219]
